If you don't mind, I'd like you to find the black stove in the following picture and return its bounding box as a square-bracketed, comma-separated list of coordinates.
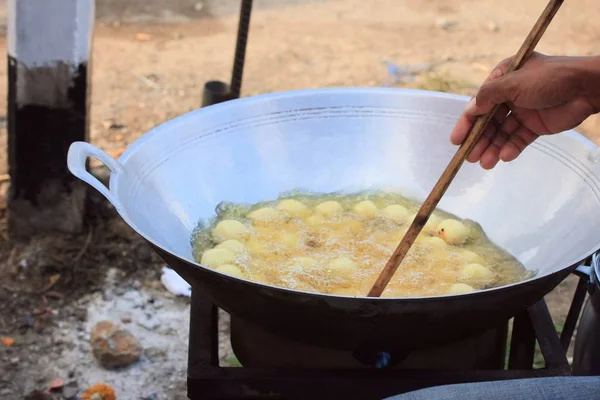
[186, 285, 576, 400]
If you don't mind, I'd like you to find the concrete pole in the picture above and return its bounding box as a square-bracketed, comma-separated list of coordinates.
[7, 0, 95, 239]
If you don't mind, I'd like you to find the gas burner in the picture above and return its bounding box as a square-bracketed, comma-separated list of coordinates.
[186, 288, 572, 400]
[230, 314, 506, 370]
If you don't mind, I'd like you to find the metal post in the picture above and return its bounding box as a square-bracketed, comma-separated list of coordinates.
[7, 0, 94, 238]
[201, 0, 253, 107]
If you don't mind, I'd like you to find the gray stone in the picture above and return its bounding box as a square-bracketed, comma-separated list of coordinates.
[144, 347, 168, 361]
[90, 321, 142, 369]
[62, 383, 79, 400]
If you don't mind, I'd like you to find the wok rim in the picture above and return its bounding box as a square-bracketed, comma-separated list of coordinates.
[109, 87, 600, 301]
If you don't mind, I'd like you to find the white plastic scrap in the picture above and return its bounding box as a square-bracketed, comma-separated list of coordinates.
[160, 267, 191, 297]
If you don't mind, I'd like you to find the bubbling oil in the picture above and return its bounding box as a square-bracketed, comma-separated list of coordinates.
[191, 191, 532, 297]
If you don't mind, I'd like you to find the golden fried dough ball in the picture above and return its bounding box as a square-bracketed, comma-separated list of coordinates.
[276, 199, 309, 217]
[382, 204, 409, 223]
[315, 201, 343, 216]
[448, 283, 476, 294]
[352, 200, 378, 218]
[459, 263, 494, 286]
[216, 264, 245, 278]
[201, 248, 236, 268]
[216, 239, 246, 255]
[212, 219, 251, 242]
[437, 219, 470, 245]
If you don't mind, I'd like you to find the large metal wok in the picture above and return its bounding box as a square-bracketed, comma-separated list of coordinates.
[67, 88, 600, 355]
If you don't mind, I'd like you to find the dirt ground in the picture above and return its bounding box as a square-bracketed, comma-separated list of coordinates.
[1, 0, 600, 398]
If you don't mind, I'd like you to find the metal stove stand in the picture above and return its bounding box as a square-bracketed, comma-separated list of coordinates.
[186, 288, 572, 400]
[190, 1, 584, 398]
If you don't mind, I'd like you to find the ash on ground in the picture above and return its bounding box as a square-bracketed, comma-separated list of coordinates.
[0, 192, 235, 400]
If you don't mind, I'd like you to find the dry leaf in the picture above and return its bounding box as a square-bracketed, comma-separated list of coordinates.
[48, 274, 61, 286]
[82, 383, 116, 400]
[50, 378, 64, 391]
[1, 337, 14, 347]
[135, 33, 152, 41]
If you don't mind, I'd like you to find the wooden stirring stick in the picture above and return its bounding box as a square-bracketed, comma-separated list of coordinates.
[367, 0, 564, 298]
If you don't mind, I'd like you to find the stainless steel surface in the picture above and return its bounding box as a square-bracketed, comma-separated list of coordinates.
[67, 87, 600, 350]
[68, 87, 600, 297]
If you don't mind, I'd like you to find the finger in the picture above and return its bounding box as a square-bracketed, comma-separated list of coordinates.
[475, 75, 518, 109]
[499, 127, 539, 162]
[469, 57, 512, 112]
[482, 59, 511, 84]
[450, 112, 476, 146]
[480, 130, 511, 170]
[449, 57, 513, 146]
[471, 105, 511, 165]
[450, 102, 510, 146]
[466, 123, 497, 163]
[495, 112, 521, 136]
[493, 104, 511, 123]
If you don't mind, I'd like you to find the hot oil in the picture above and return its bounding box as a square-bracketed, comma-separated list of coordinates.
[191, 191, 531, 297]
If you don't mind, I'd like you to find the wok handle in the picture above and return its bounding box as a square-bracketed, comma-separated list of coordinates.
[67, 141, 124, 211]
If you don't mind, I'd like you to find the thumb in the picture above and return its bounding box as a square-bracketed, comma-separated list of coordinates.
[463, 62, 512, 117]
[475, 73, 520, 111]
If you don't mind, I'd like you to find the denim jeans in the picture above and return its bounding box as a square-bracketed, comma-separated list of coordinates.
[384, 377, 600, 399]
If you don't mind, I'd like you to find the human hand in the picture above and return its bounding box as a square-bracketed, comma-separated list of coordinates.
[450, 52, 600, 169]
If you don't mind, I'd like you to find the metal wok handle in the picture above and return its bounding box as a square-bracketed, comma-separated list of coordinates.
[67, 141, 124, 211]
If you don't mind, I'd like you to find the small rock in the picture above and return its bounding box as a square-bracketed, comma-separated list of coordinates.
[137, 316, 161, 331]
[0, 388, 12, 395]
[145, 347, 168, 361]
[487, 21, 499, 32]
[90, 321, 142, 369]
[72, 307, 87, 322]
[157, 326, 177, 336]
[152, 300, 163, 310]
[121, 314, 133, 324]
[62, 383, 79, 400]
[435, 17, 457, 30]
[123, 290, 145, 307]
[194, 2, 204, 11]
[102, 119, 125, 130]
[142, 393, 159, 400]
[132, 280, 142, 289]
[22, 315, 35, 328]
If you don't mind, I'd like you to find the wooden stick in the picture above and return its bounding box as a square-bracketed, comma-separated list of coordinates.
[367, 0, 564, 298]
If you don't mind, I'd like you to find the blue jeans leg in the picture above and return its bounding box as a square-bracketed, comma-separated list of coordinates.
[384, 376, 600, 400]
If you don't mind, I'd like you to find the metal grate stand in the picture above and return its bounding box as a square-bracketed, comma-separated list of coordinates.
[186, 286, 571, 400]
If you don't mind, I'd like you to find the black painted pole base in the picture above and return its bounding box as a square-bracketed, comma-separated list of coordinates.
[7, 58, 89, 239]
[201, 80, 232, 107]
